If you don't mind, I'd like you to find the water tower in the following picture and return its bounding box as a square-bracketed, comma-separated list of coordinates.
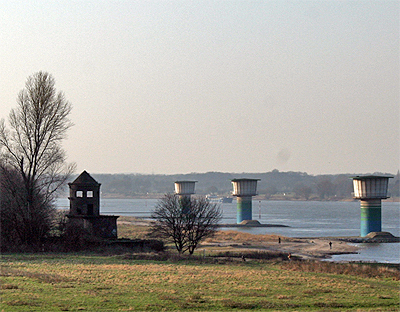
[231, 178, 260, 223]
[174, 181, 197, 213]
[351, 175, 393, 237]
[174, 181, 197, 200]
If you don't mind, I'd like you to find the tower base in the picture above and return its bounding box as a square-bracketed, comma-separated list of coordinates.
[237, 196, 252, 223]
[67, 215, 119, 239]
[360, 199, 382, 237]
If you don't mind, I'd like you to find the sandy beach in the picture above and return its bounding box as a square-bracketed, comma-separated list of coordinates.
[201, 230, 360, 261]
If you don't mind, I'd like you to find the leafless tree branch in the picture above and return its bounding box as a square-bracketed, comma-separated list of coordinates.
[151, 194, 222, 255]
[0, 72, 75, 249]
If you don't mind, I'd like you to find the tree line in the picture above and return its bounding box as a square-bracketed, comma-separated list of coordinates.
[88, 170, 399, 200]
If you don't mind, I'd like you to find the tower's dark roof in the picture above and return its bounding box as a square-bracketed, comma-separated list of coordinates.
[231, 178, 260, 182]
[71, 171, 99, 185]
[351, 175, 394, 180]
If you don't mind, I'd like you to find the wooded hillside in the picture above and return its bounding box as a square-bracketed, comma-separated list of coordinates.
[64, 170, 399, 200]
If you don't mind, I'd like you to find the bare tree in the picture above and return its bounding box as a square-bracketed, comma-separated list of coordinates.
[151, 194, 222, 255]
[0, 72, 75, 249]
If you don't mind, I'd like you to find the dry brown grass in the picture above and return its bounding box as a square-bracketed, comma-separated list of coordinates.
[117, 219, 294, 252]
[117, 217, 151, 239]
[281, 260, 400, 280]
[117, 216, 148, 223]
[2, 254, 399, 311]
[205, 230, 292, 244]
[117, 217, 300, 245]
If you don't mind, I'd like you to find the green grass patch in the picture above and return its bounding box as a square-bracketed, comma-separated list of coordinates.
[1, 253, 399, 311]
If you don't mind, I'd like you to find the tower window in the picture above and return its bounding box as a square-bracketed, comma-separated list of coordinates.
[87, 191, 93, 197]
[76, 191, 83, 197]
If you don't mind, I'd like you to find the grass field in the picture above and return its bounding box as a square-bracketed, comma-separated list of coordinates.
[1, 252, 399, 311]
[1, 220, 399, 311]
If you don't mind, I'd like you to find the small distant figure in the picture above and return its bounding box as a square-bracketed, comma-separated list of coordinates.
[278, 237, 281, 244]
[329, 241, 332, 249]
[288, 253, 292, 261]
[241, 255, 246, 262]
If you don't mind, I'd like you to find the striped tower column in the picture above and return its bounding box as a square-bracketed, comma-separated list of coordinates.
[236, 196, 253, 223]
[360, 199, 382, 237]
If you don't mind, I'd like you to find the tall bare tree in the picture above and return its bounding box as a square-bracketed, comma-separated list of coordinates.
[151, 194, 222, 255]
[0, 72, 75, 249]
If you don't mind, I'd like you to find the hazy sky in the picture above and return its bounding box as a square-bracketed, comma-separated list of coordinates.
[1, 1, 399, 175]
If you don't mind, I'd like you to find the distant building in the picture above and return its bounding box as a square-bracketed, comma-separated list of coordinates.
[67, 171, 118, 239]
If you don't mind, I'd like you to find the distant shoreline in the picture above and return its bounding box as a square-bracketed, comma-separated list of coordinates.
[57, 194, 400, 202]
[218, 223, 289, 228]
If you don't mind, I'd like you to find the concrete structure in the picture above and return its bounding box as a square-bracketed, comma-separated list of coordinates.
[352, 175, 393, 237]
[231, 178, 260, 223]
[67, 171, 118, 239]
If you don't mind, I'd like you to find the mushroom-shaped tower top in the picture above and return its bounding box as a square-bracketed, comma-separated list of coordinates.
[174, 181, 197, 195]
[351, 175, 393, 199]
[231, 178, 260, 197]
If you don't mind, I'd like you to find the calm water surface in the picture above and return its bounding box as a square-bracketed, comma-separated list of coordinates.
[57, 198, 400, 263]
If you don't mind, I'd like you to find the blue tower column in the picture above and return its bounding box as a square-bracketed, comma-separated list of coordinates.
[237, 196, 252, 223]
[360, 199, 382, 237]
